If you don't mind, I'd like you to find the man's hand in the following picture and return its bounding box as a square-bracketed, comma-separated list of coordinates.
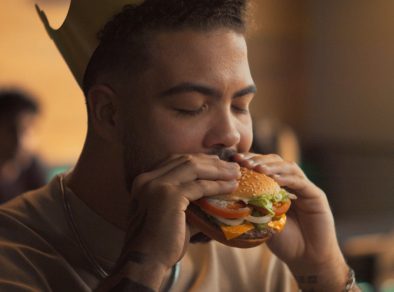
[233, 153, 352, 291]
[99, 154, 240, 291]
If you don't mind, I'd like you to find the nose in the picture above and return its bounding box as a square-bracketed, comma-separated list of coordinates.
[203, 109, 241, 149]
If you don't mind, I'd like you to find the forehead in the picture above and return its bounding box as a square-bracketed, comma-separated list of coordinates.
[151, 28, 247, 60]
[141, 28, 252, 90]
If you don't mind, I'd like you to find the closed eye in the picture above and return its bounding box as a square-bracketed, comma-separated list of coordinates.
[175, 104, 208, 117]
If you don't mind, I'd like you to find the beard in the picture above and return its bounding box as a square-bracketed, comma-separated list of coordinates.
[122, 128, 158, 193]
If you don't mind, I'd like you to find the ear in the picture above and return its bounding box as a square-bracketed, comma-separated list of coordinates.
[86, 84, 121, 142]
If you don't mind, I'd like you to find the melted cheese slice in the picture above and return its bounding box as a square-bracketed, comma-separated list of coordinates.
[220, 215, 287, 240]
[268, 215, 287, 232]
[220, 222, 255, 240]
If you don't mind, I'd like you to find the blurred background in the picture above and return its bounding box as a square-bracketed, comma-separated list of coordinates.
[1, 0, 393, 290]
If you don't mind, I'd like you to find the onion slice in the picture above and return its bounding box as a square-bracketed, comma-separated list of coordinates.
[287, 192, 298, 200]
[245, 215, 272, 224]
[215, 216, 244, 226]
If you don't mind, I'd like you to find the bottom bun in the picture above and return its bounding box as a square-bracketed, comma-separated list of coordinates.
[186, 204, 271, 249]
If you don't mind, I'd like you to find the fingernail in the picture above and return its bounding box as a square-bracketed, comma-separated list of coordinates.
[248, 161, 257, 167]
[229, 162, 240, 169]
[229, 180, 238, 186]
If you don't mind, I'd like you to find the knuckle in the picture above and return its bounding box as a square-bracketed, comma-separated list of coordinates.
[185, 157, 198, 168]
[289, 160, 297, 167]
[196, 180, 208, 189]
[157, 183, 176, 202]
[182, 154, 194, 161]
[232, 162, 241, 169]
[169, 154, 181, 160]
[249, 153, 262, 160]
[212, 155, 220, 161]
[142, 180, 156, 195]
[158, 182, 175, 195]
[214, 158, 224, 168]
[176, 196, 190, 210]
[133, 173, 150, 189]
[269, 153, 281, 160]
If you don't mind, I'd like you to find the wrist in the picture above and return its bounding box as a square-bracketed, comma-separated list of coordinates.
[97, 252, 169, 292]
[292, 255, 350, 291]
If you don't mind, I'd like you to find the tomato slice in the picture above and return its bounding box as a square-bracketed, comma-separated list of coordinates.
[251, 206, 270, 216]
[194, 198, 251, 219]
[251, 199, 291, 217]
[273, 199, 291, 216]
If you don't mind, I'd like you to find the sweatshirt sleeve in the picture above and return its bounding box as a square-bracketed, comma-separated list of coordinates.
[0, 210, 89, 292]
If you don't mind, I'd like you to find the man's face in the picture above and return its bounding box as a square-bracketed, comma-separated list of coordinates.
[119, 28, 255, 184]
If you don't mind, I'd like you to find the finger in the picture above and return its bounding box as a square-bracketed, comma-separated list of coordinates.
[135, 153, 233, 187]
[180, 179, 239, 202]
[270, 174, 315, 197]
[158, 156, 241, 184]
[133, 155, 193, 188]
[232, 152, 256, 160]
[233, 153, 283, 167]
[255, 161, 304, 177]
[154, 154, 188, 168]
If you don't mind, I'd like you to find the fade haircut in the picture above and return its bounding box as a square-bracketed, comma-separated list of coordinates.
[82, 0, 248, 98]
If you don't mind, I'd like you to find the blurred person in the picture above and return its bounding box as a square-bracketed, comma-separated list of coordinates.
[0, 1, 360, 291]
[0, 90, 46, 203]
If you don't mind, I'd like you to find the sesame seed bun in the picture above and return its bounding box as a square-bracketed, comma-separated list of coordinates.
[216, 167, 280, 200]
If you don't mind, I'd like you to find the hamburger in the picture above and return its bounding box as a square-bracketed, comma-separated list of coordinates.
[186, 167, 296, 248]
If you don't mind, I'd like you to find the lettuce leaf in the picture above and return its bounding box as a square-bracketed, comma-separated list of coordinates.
[248, 189, 289, 215]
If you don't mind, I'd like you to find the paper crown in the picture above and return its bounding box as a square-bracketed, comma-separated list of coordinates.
[36, 0, 144, 88]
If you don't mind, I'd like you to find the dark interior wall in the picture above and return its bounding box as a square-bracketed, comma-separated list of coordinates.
[248, 0, 394, 242]
[306, 0, 394, 145]
[304, 0, 394, 239]
[248, 0, 310, 128]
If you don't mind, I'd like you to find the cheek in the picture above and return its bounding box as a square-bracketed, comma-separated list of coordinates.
[152, 117, 205, 153]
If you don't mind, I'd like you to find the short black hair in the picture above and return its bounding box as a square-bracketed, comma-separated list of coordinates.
[82, 0, 248, 97]
[0, 90, 39, 118]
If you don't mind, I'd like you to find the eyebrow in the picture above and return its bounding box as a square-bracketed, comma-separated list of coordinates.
[159, 82, 257, 99]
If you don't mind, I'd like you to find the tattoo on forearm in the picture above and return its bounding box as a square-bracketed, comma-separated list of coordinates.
[107, 200, 155, 291]
[109, 278, 155, 292]
[296, 275, 318, 292]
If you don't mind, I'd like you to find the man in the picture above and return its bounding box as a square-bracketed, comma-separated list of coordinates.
[0, 0, 359, 291]
[0, 90, 46, 203]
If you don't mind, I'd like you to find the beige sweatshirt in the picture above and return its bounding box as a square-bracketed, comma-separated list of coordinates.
[0, 176, 297, 292]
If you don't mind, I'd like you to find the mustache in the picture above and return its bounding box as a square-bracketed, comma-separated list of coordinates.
[208, 148, 238, 162]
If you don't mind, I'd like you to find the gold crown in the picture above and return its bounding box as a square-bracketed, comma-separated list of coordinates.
[36, 0, 144, 88]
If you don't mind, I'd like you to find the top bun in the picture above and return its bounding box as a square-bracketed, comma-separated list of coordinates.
[217, 167, 280, 200]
